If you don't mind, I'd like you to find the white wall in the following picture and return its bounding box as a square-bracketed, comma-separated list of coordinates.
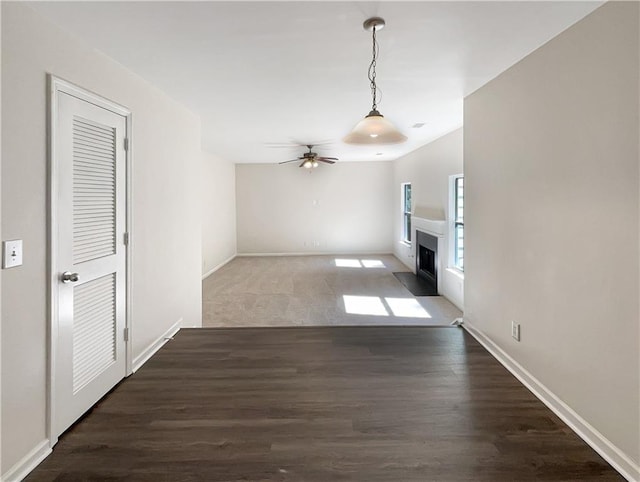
[236, 162, 393, 255]
[1, 3, 203, 475]
[464, 1, 639, 477]
[393, 128, 464, 309]
[202, 151, 237, 276]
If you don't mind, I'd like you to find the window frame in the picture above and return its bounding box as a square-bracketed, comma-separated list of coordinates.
[449, 174, 464, 272]
[401, 182, 412, 244]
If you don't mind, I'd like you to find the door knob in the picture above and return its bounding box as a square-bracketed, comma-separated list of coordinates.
[61, 271, 79, 283]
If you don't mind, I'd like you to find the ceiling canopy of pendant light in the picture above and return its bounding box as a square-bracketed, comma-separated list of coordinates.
[344, 17, 407, 145]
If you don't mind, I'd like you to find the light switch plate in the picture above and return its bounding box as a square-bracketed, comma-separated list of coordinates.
[3, 239, 23, 269]
[511, 320, 521, 342]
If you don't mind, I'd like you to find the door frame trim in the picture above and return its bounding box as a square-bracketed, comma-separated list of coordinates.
[47, 75, 133, 447]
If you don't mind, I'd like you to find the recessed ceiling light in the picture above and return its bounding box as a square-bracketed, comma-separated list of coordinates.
[412, 123, 425, 128]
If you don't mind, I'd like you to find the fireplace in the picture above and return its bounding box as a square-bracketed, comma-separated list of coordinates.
[416, 230, 438, 293]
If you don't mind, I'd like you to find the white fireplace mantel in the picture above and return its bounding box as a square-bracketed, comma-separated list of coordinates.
[411, 215, 446, 237]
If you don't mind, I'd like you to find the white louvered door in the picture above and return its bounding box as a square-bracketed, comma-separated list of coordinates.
[55, 91, 127, 437]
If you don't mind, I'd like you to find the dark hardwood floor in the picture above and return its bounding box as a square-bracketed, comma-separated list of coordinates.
[28, 327, 622, 481]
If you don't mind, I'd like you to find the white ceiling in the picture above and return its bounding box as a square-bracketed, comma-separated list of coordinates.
[29, 1, 602, 164]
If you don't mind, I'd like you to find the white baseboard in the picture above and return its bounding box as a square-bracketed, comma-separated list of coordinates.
[202, 253, 236, 280]
[132, 318, 182, 373]
[1, 439, 51, 482]
[462, 320, 640, 482]
[237, 251, 393, 257]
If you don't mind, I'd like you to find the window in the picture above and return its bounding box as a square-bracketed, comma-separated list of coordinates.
[401, 183, 412, 243]
[451, 175, 464, 270]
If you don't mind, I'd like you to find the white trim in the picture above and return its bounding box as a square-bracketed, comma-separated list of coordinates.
[202, 253, 236, 280]
[47, 74, 60, 449]
[411, 216, 446, 237]
[50, 77, 130, 116]
[1, 439, 51, 482]
[237, 251, 393, 257]
[462, 320, 640, 482]
[132, 318, 182, 373]
[47, 75, 133, 447]
[125, 107, 133, 377]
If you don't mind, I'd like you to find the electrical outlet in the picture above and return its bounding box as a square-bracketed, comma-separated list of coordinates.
[511, 321, 521, 342]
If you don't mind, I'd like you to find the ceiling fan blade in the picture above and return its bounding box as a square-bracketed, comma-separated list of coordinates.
[318, 159, 336, 164]
[299, 160, 307, 168]
[278, 159, 302, 164]
[294, 140, 333, 147]
[317, 157, 338, 161]
[265, 140, 332, 148]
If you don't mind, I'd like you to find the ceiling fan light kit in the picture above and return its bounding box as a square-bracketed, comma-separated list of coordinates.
[344, 17, 407, 145]
[279, 145, 338, 169]
[303, 159, 318, 169]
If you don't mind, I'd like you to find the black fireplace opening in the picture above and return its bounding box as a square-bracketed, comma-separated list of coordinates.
[416, 230, 438, 292]
[419, 246, 436, 280]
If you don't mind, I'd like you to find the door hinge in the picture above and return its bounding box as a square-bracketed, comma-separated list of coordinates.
[124, 327, 129, 342]
[124, 138, 129, 151]
[123, 232, 129, 246]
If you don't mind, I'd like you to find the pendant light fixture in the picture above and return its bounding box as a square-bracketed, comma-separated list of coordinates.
[344, 17, 407, 145]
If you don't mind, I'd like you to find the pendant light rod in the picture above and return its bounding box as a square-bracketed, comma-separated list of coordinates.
[369, 21, 379, 112]
[364, 17, 385, 113]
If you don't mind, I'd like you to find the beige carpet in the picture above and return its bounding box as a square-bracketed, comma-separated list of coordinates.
[203, 254, 462, 327]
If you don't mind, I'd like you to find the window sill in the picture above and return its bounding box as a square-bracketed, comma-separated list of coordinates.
[446, 267, 464, 280]
[399, 240, 412, 247]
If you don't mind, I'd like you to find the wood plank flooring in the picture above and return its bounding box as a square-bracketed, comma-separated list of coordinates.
[27, 327, 622, 481]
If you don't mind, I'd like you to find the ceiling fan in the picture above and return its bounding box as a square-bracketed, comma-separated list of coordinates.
[278, 145, 338, 169]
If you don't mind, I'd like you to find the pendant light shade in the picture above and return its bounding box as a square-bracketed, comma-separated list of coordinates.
[344, 17, 407, 145]
[344, 109, 407, 145]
